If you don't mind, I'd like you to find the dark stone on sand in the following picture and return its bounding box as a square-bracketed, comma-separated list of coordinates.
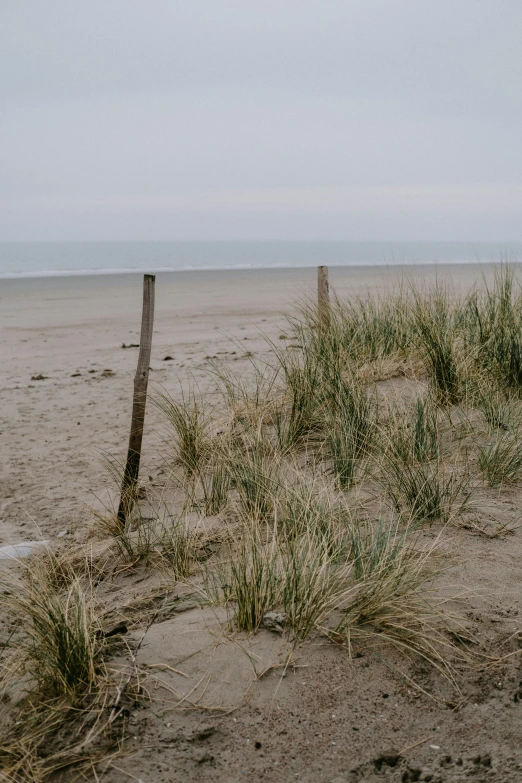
[31, 374, 47, 381]
[103, 622, 128, 638]
[163, 355, 174, 361]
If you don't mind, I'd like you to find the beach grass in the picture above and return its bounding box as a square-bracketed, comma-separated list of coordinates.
[4, 265, 522, 779]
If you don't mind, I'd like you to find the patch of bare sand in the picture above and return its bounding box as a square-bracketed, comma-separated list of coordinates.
[134, 606, 293, 711]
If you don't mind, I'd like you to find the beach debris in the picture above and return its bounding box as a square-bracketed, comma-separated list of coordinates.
[57, 530, 68, 538]
[121, 342, 140, 348]
[163, 355, 174, 361]
[88, 369, 96, 373]
[0, 540, 51, 560]
[30, 374, 47, 381]
[103, 622, 128, 638]
[262, 611, 287, 633]
[71, 372, 81, 377]
[101, 368, 115, 377]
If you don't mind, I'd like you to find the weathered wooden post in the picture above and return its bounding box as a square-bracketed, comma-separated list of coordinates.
[117, 274, 155, 526]
[317, 265, 330, 328]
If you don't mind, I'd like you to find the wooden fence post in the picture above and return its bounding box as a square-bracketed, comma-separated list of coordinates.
[117, 274, 156, 526]
[317, 265, 330, 327]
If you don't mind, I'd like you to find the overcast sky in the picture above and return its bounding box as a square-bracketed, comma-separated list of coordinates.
[1, 1, 521, 241]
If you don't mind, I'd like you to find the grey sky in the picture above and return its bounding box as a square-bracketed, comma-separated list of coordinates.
[1, 1, 521, 240]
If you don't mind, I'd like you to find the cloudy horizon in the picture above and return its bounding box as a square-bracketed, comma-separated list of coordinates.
[2, 1, 521, 241]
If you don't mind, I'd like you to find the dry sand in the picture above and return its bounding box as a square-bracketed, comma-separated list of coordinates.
[2, 264, 522, 782]
[0, 263, 498, 543]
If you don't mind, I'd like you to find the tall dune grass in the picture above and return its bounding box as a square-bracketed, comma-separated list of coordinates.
[2, 566, 104, 700]
[153, 387, 211, 476]
[413, 286, 463, 405]
[324, 374, 375, 489]
[0, 561, 117, 782]
[9, 267, 522, 779]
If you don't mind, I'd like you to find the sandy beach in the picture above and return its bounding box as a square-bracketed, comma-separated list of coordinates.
[0, 263, 502, 545]
[2, 263, 522, 782]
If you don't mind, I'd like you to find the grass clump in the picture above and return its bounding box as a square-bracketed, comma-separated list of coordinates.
[324, 375, 374, 489]
[206, 525, 279, 633]
[410, 395, 440, 461]
[332, 520, 458, 676]
[281, 531, 350, 640]
[464, 265, 522, 394]
[384, 451, 467, 525]
[113, 508, 195, 578]
[154, 387, 210, 476]
[492, 330, 522, 393]
[0, 562, 118, 782]
[382, 401, 467, 524]
[199, 457, 230, 515]
[338, 291, 411, 362]
[3, 568, 104, 700]
[271, 341, 322, 451]
[348, 517, 412, 583]
[227, 428, 281, 522]
[341, 518, 428, 624]
[414, 286, 462, 406]
[478, 429, 522, 487]
[206, 523, 349, 640]
[294, 289, 412, 365]
[213, 359, 278, 428]
[277, 477, 344, 555]
[474, 385, 521, 431]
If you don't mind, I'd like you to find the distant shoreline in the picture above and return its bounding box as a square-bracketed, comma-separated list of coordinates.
[0, 257, 515, 281]
[1, 239, 520, 280]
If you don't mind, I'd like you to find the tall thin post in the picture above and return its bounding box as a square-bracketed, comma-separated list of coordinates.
[317, 265, 330, 328]
[117, 274, 156, 527]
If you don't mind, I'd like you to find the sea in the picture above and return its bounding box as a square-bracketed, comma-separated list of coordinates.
[0, 241, 520, 279]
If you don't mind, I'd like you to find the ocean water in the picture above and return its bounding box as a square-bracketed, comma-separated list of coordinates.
[0, 241, 520, 279]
